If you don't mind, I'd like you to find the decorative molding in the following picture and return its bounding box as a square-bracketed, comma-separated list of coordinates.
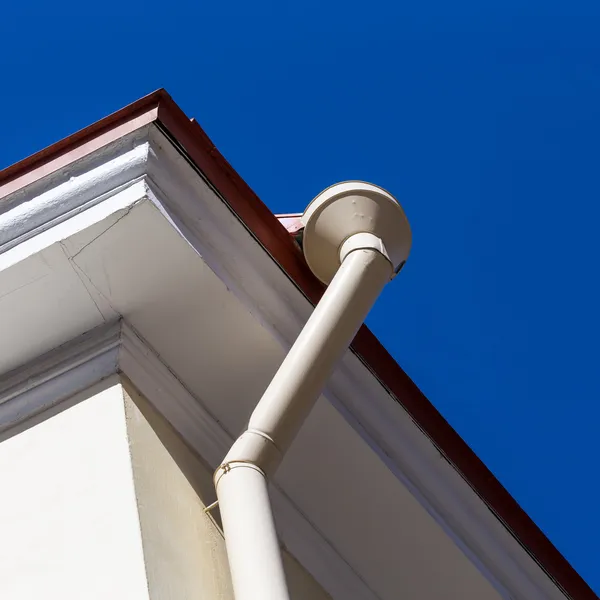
[0, 130, 150, 253]
[0, 321, 121, 439]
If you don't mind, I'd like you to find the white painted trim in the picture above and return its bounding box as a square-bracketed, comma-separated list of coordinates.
[0, 132, 150, 252]
[0, 321, 121, 439]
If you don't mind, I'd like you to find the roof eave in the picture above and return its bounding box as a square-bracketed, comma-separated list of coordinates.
[0, 90, 594, 600]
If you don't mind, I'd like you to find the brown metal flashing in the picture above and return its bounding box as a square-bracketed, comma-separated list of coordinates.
[0, 90, 595, 600]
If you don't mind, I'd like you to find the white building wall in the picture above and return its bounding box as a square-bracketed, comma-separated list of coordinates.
[0, 377, 330, 600]
[0, 379, 150, 600]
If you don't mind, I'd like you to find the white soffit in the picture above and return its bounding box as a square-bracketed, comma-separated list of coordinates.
[0, 125, 567, 600]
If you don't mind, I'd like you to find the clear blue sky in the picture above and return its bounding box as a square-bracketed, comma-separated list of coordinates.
[1, 1, 598, 591]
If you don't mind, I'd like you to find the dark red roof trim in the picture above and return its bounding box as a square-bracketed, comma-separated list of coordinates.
[0, 89, 594, 600]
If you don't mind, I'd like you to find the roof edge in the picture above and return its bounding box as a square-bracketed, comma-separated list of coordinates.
[0, 89, 166, 199]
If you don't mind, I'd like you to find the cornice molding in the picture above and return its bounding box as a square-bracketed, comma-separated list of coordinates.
[0, 321, 121, 440]
[0, 130, 151, 253]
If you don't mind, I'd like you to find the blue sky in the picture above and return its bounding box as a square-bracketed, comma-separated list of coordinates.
[2, 1, 599, 591]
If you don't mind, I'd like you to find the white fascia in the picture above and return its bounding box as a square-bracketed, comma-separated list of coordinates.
[0, 125, 566, 600]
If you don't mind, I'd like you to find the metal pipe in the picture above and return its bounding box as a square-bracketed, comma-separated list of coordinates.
[216, 463, 289, 600]
[214, 182, 411, 600]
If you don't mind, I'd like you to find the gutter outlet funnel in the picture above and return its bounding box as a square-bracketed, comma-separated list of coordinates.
[301, 180, 412, 284]
[214, 181, 411, 600]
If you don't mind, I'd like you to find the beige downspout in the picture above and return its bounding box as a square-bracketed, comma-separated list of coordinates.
[214, 182, 412, 600]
